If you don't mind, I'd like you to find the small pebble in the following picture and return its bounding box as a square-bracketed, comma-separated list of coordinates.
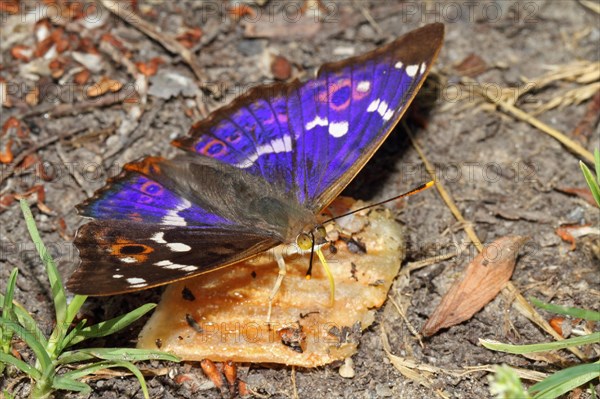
[271, 55, 292, 80]
[338, 357, 355, 378]
[375, 383, 393, 397]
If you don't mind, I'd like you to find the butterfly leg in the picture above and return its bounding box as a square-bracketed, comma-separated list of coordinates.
[266, 248, 287, 324]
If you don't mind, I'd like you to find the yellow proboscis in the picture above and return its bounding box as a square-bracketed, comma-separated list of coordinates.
[315, 247, 335, 306]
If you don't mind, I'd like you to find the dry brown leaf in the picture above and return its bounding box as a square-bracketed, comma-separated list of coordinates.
[556, 186, 598, 207]
[422, 236, 529, 337]
[570, 89, 600, 144]
[454, 53, 488, 78]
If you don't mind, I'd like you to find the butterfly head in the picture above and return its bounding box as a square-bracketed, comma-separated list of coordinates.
[296, 225, 328, 252]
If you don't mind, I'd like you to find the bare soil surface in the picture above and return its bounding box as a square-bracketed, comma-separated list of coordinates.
[1, 1, 598, 398]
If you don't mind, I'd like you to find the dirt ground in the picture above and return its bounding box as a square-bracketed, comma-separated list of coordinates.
[1, 1, 599, 398]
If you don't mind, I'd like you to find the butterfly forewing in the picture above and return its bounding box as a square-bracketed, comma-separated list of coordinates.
[174, 23, 444, 211]
[69, 23, 444, 295]
[173, 83, 302, 194]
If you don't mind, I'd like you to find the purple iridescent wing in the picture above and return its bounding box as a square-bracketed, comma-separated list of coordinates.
[174, 23, 444, 211]
[173, 83, 301, 194]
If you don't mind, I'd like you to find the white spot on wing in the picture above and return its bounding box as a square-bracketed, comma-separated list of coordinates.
[328, 121, 349, 138]
[162, 198, 191, 226]
[151, 232, 166, 244]
[383, 109, 394, 121]
[120, 257, 137, 263]
[305, 115, 328, 130]
[127, 277, 147, 288]
[420, 62, 427, 74]
[155, 260, 173, 267]
[113, 274, 123, 278]
[406, 64, 419, 77]
[377, 101, 389, 117]
[131, 283, 147, 288]
[367, 99, 380, 112]
[167, 242, 191, 252]
[154, 260, 197, 271]
[236, 135, 293, 168]
[394, 61, 403, 69]
[356, 81, 370, 92]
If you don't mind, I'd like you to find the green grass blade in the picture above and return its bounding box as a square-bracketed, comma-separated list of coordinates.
[56, 320, 86, 354]
[594, 148, 600, 182]
[0, 296, 47, 348]
[59, 347, 179, 363]
[0, 352, 41, 378]
[0, 316, 51, 371]
[19, 200, 67, 339]
[530, 361, 600, 399]
[580, 160, 600, 207]
[529, 297, 600, 321]
[112, 361, 150, 399]
[67, 303, 156, 348]
[61, 360, 150, 399]
[480, 332, 600, 354]
[1, 268, 19, 353]
[65, 295, 87, 327]
[51, 376, 91, 393]
[54, 351, 93, 364]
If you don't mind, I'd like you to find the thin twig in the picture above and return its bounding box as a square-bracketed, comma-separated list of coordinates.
[402, 242, 468, 275]
[472, 81, 594, 163]
[291, 366, 299, 399]
[102, 98, 165, 163]
[21, 95, 124, 119]
[389, 295, 424, 348]
[578, 0, 600, 14]
[353, 1, 383, 36]
[99, 37, 148, 105]
[98, 0, 218, 96]
[406, 126, 483, 251]
[0, 127, 88, 188]
[55, 142, 94, 197]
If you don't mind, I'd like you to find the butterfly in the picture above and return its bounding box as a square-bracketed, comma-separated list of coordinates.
[67, 23, 444, 295]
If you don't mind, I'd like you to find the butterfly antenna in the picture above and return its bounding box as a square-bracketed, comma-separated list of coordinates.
[305, 231, 315, 279]
[322, 181, 435, 224]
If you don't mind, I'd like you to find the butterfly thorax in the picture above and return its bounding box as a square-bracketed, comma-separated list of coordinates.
[250, 196, 318, 242]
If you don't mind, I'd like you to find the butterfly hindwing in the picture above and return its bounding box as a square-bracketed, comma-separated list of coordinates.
[70, 220, 278, 295]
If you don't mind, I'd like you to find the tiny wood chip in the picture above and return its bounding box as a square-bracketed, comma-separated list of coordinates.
[137, 197, 404, 366]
